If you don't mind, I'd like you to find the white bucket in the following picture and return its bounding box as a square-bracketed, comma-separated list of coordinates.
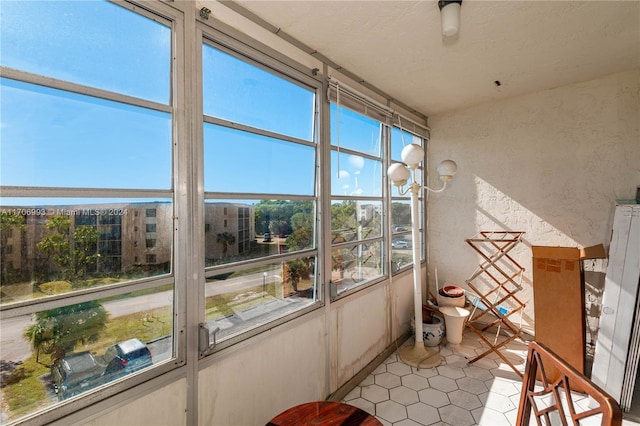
[439, 306, 470, 345]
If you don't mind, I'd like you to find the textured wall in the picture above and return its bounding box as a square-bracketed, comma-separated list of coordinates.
[427, 69, 640, 332]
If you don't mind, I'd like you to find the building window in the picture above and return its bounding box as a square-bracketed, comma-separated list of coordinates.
[146, 223, 157, 233]
[146, 208, 156, 218]
[0, 1, 176, 423]
[146, 239, 157, 248]
[146, 254, 157, 264]
[201, 39, 319, 346]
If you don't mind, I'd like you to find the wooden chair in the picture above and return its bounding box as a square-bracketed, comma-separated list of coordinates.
[516, 341, 622, 426]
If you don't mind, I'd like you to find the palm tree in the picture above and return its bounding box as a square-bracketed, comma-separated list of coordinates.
[216, 232, 236, 258]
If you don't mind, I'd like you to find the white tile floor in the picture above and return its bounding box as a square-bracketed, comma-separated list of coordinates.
[342, 329, 640, 426]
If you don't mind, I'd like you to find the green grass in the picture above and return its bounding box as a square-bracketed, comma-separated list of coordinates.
[2, 354, 51, 418]
[3, 277, 313, 419]
[1, 307, 172, 420]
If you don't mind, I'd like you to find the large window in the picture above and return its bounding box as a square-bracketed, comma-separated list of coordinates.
[201, 41, 319, 345]
[0, 1, 175, 423]
[330, 104, 385, 296]
[390, 127, 426, 273]
[0, 1, 431, 423]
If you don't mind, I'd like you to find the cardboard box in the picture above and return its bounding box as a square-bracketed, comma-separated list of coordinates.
[531, 244, 606, 383]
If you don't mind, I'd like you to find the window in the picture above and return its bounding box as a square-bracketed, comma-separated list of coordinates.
[201, 40, 319, 345]
[0, 1, 176, 423]
[0, 0, 431, 422]
[330, 103, 385, 296]
[390, 127, 426, 273]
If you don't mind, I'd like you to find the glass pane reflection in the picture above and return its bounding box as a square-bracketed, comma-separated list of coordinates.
[204, 260, 317, 340]
[0, 200, 173, 305]
[332, 242, 383, 294]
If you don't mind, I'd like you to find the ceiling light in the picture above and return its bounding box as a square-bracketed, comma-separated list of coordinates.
[438, 0, 462, 37]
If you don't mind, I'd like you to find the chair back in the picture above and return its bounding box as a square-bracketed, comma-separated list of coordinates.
[516, 341, 622, 426]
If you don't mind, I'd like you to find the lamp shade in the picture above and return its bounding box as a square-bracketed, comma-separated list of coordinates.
[387, 163, 410, 186]
[400, 144, 425, 168]
[436, 159, 458, 181]
[439, 1, 461, 37]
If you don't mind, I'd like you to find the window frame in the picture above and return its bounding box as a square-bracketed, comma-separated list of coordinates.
[0, 1, 184, 423]
[389, 125, 427, 275]
[0, 0, 434, 422]
[197, 28, 324, 354]
[329, 102, 387, 299]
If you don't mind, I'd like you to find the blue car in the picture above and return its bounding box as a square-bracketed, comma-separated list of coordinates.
[103, 338, 153, 377]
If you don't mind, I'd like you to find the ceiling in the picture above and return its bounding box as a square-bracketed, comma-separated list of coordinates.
[223, 0, 640, 117]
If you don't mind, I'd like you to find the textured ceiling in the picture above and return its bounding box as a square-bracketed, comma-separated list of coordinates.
[224, 0, 640, 116]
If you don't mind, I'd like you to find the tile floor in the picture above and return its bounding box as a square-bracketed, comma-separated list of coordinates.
[342, 328, 640, 426]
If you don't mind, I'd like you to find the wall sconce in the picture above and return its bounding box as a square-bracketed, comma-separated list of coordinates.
[438, 0, 463, 37]
[388, 144, 458, 368]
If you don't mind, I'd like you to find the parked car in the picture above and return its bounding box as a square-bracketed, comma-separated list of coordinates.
[392, 239, 411, 249]
[263, 232, 272, 242]
[51, 351, 104, 400]
[103, 338, 153, 377]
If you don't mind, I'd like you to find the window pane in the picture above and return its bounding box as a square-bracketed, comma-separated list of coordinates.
[0, 287, 173, 421]
[0, 199, 172, 304]
[391, 127, 422, 162]
[391, 237, 413, 273]
[0, 1, 170, 104]
[202, 44, 314, 141]
[0, 79, 171, 189]
[205, 199, 315, 267]
[204, 260, 316, 341]
[331, 200, 382, 243]
[204, 124, 315, 195]
[331, 104, 382, 157]
[391, 201, 411, 231]
[331, 152, 382, 197]
[332, 242, 383, 294]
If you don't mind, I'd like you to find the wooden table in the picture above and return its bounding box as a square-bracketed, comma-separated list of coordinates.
[266, 401, 382, 426]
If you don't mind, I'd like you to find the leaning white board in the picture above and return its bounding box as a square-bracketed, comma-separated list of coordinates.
[591, 203, 640, 406]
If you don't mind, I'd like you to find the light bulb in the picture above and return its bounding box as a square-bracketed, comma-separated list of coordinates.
[437, 160, 458, 181]
[387, 163, 410, 186]
[400, 144, 425, 168]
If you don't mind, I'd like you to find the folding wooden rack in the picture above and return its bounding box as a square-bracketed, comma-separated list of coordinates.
[465, 231, 527, 377]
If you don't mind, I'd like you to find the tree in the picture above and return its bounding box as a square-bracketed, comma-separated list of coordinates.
[286, 212, 313, 250]
[36, 215, 100, 281]
[216, 232, 236, 258]
[23, 301, 108, 364]
[283, 258, 310, 293]
[391, 202, 411, 228]
[0, 211, 26, 284]
[331, 201, 357, 243]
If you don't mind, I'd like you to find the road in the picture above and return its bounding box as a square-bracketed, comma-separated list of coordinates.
[0, 271, 281, 363]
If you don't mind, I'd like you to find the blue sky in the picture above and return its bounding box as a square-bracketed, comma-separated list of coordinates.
[0, 0, 417, 206]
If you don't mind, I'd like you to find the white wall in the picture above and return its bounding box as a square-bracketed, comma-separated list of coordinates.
[427, 69, 640, 332]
